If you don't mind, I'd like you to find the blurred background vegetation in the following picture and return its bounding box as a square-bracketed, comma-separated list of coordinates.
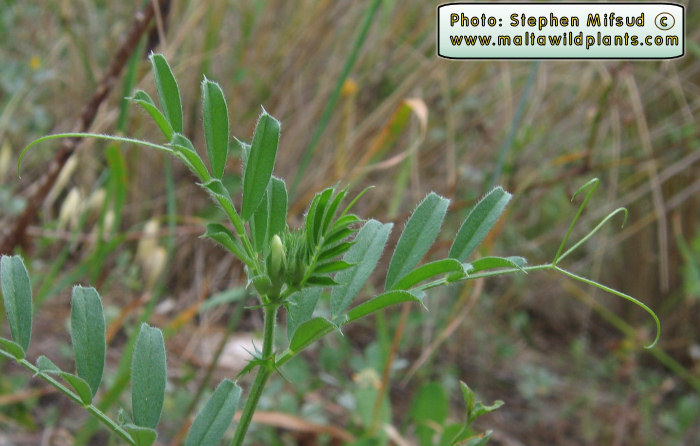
[0, 0, 698, 445]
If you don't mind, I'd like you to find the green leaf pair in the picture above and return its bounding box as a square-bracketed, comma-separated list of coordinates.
[1, 255, 242, 446]
[132, 54, 235, 185]
[382, 187, 514, 294]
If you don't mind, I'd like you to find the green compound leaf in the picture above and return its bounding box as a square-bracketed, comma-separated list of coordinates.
[449, 187, 511, 262]
[289, 317, 336, 353]
[131, 323, 167, 429]
[124, 424, 157, 446]
[60, 372, 93, 405]
[391, 258, 466, 291]
[386, 193, 449, 291]
[0, 337, 25, 360]
[331, 219, 392, 319]
[286, 287, 322, 341]
[1, 255, 33, 353]
[128, 89, 174, 140]
[241, 109, 280, 221]
[185, 379, 242, 446]
[345, 290, 423, 324]
[149, 53, 183, 134]
[202, 79, 229, 179]
[70, 286, 106, 397]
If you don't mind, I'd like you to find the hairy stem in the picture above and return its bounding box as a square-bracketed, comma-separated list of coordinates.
[230, 304, 278, 446]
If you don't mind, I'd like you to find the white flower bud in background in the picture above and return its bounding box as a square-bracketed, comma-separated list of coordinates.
[85, 188, 106, 217]
[102, 209, 115, 236]
[46, 155, 78, 215]
[0, 141, 11, 183]
[136, 219, 167, 290]
[57, 187, 83, 231]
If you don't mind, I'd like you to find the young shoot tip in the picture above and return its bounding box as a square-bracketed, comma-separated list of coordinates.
[571, 177, 599, 202]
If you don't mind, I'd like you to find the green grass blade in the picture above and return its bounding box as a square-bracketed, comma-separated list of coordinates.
[131, 324, 167, 429]
[489, 61, 539, 189]
[1, 255, 33, 352]
[449, 187, 511, 262]
[241, 109, 280, 221]
[70, 286, 106, 397]
[331, 220, 393, 318]
[149, 53, 183, 134]
[185, 379, 241, 446]
[290, 0, 382, 197]
[386, 193, 449, 290]
[202, 79, 229, 178]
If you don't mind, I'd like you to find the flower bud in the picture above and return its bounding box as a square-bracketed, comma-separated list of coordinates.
[269, 234, 286, 280]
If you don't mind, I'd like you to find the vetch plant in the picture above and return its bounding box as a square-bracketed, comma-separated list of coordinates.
[7, 53, 660, 445]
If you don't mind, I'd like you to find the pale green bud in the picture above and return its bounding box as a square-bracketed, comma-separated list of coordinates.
[270, 234, 286, 279]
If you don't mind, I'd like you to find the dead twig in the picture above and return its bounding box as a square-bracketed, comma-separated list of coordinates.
[0, 0, 168, 255]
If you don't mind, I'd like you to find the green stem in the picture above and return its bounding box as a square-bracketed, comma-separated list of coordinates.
[230, 304, 278, 446]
